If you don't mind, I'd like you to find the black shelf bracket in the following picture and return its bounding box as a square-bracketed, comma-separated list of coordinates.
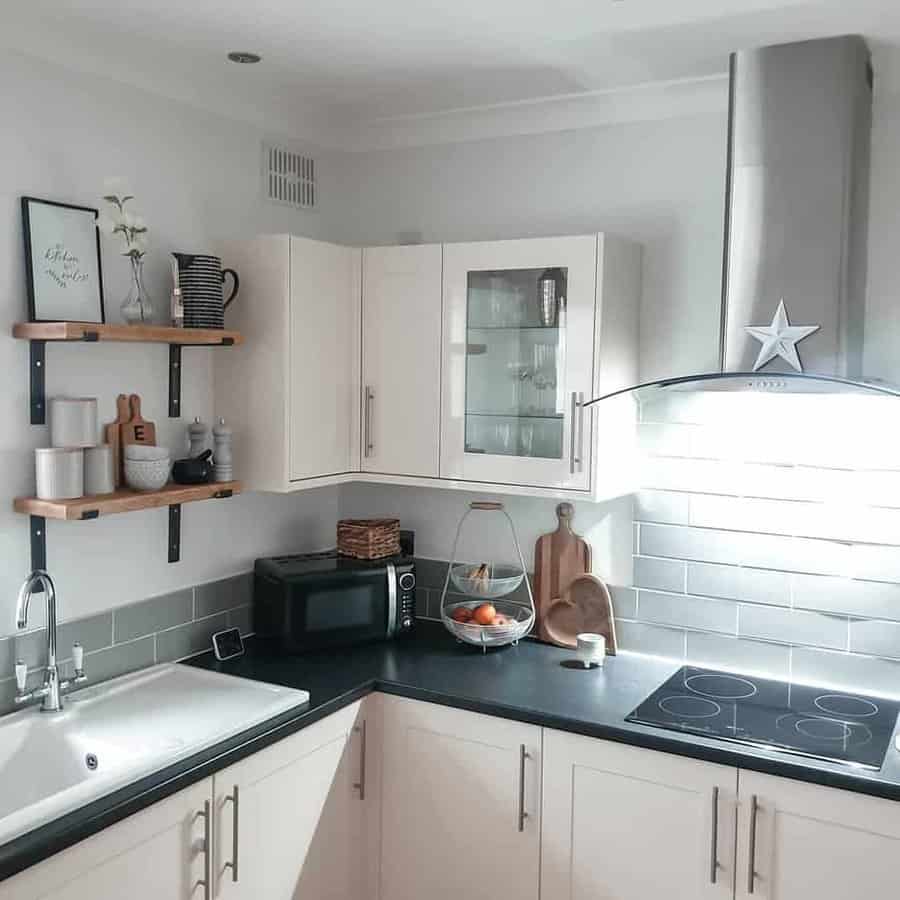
[30, 516, 46, 571]
[168, 504, 182, 563]
[30, 341, 46, 425]
[169, 345, 182, 418]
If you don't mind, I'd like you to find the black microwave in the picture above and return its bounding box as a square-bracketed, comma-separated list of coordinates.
[253, 552, 415, 653]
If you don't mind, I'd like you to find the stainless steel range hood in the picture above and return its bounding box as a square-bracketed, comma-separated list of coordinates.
[720, 35, 873, 383]
[583, 35, 900, 410]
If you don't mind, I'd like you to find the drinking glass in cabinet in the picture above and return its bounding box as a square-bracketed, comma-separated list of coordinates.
[464, 268, 567, 459]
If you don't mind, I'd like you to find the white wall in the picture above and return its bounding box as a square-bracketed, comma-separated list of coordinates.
[0, 52, 344, 638]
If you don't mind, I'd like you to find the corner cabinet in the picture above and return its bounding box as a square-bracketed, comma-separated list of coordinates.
[215, 232, 639, 500]
[215, 235, 361, 492]
[441, 235, 640, 495]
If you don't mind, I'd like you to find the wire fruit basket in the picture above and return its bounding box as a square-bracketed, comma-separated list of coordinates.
[440, 502, 535, 650]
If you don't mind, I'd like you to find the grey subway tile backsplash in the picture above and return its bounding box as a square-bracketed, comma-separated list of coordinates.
[634, 556, 685, 593]
[685, 632, 791, 681]
[609, 586, 637, 619]
[739, 605, 847, 651]
[414, 558, 448, 591]
[0, 572, 255, 717]
[156, 614, 229, 664]
[791, 648, 900, 699]
[196, 573, 253, 619]
[626, 390, 900, 696]
[792, 574, 900, 621]
[616, 620, 685, 660]
[849, 620, 900, 661]
[14, 613, 112, 669]
[81, 637, 156, 683]
[638, 590, 737, 635]
[114, 589, 192, 644]
[227, 606, 254, 636]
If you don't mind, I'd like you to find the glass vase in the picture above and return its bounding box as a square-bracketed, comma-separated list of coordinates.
[120, 255, 155, 325]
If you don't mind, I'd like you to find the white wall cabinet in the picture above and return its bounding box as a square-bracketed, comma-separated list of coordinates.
[361, 245, 443, 478]
[735, 770, 900, 900]
[216, 232, 639, 500]
[216, 235, 361, 492]
[1, 779, 211, 900]
[379, 695, 541, 900]
[440, 234, 640, 496]
[542, 728, 737, 900]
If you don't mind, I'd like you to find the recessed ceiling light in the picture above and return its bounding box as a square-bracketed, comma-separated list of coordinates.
[227, 52, 262, 64]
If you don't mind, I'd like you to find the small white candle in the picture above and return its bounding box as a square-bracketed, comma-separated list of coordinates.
[576, 633, 606, 668]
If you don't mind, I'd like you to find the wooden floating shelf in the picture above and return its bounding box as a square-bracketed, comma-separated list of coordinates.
[12, 322, 243, 345]
[14, 481, 242, 521]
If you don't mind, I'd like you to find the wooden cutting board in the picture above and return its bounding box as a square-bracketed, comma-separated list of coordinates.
[535, 502, 592, 645]
[543, 574, 617, 654]
[119, 394, 157, 451]
[104, 393, 131, 487]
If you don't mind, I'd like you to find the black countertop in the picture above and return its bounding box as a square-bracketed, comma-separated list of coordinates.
[4, 621, 900, 881]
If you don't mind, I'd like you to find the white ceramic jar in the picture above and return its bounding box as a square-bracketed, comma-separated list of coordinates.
[35, 448, 84, 500]
[49, 397, 98, 448]
[84, 445, 115, 495]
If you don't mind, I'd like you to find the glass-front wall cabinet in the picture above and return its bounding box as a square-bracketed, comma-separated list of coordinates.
[441, 236, 601, 491]
[464, 268, 567, 460]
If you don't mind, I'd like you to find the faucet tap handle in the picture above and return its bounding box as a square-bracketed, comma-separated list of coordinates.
[15, 660, 27, 693]
[72, 642, 84, 675]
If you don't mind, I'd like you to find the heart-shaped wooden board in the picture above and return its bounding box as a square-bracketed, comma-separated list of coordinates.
[543, 574, 617, 655]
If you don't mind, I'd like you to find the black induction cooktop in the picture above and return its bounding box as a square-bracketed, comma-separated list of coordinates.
[627, 666, 900, 770]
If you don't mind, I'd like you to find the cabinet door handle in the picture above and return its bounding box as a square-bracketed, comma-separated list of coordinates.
[517, 744, 531, 832]
[364, 386, 375, 458]
[223, 785, 240, 883]
[747, 794, 759, 894]
[709, 786, 719, 884]
[353, 719, 367, 801]
[196, 799, 211, 900]
[569, 392, 584, 474]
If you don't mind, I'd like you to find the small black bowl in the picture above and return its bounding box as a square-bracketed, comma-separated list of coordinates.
[172, 449, 213, 485]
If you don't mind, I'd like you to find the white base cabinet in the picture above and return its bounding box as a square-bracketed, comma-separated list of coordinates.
[212, 699, 374, 900]
[1, 778, 211, 900]
[379, 696, 541, 900]
[8, 694, 900, 900]
[736, 770, 900, 900]
[542, 728, 737, 900]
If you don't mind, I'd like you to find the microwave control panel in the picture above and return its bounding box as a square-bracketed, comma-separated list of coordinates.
[398, 568, 416, 631]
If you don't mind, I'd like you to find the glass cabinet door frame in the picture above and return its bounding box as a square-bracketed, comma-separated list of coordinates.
[440, 235, 598, 491]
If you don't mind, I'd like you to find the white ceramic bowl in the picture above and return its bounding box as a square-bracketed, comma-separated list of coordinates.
[124, 456, 171, 492]
[124, 444, 170, 461]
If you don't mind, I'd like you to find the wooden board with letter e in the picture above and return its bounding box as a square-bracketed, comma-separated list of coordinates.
[119, 394, 156, 450]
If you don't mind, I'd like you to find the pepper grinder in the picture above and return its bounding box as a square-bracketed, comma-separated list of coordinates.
[212, 417, 233, 483]
[188, 416, 208, 458]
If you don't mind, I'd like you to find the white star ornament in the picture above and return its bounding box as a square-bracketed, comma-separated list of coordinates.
[744, 299, 820, 372]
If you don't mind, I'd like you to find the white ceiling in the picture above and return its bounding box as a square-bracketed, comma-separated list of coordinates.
[4, 0, 900, 149]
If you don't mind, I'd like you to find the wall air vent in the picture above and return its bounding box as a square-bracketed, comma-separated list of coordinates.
[264, 144, 316, 210]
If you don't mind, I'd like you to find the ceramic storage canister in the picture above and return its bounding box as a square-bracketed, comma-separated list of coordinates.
[49, 397, 98, 448]
[35, 448, 84, 500]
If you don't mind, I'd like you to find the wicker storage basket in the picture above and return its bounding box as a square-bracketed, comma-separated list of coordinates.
[337, 518, 401, 559]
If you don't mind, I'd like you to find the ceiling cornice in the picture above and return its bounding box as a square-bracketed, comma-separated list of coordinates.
[338, 74, 730, 152]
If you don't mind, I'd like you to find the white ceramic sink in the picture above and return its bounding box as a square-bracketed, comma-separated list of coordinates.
[0, 664, 309, 846]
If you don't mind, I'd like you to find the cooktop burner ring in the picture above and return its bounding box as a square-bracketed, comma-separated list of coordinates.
[658, 695, 722, 719]
[814, 694, 879, 719]
[684, 673, 758, 700]
[794, 717, 853, 742]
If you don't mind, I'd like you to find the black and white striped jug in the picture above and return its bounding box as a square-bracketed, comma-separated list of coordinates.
[172, 253, 239, 329]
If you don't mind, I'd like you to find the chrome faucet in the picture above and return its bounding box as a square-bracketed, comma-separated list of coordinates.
[14, 570, 86, 712]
